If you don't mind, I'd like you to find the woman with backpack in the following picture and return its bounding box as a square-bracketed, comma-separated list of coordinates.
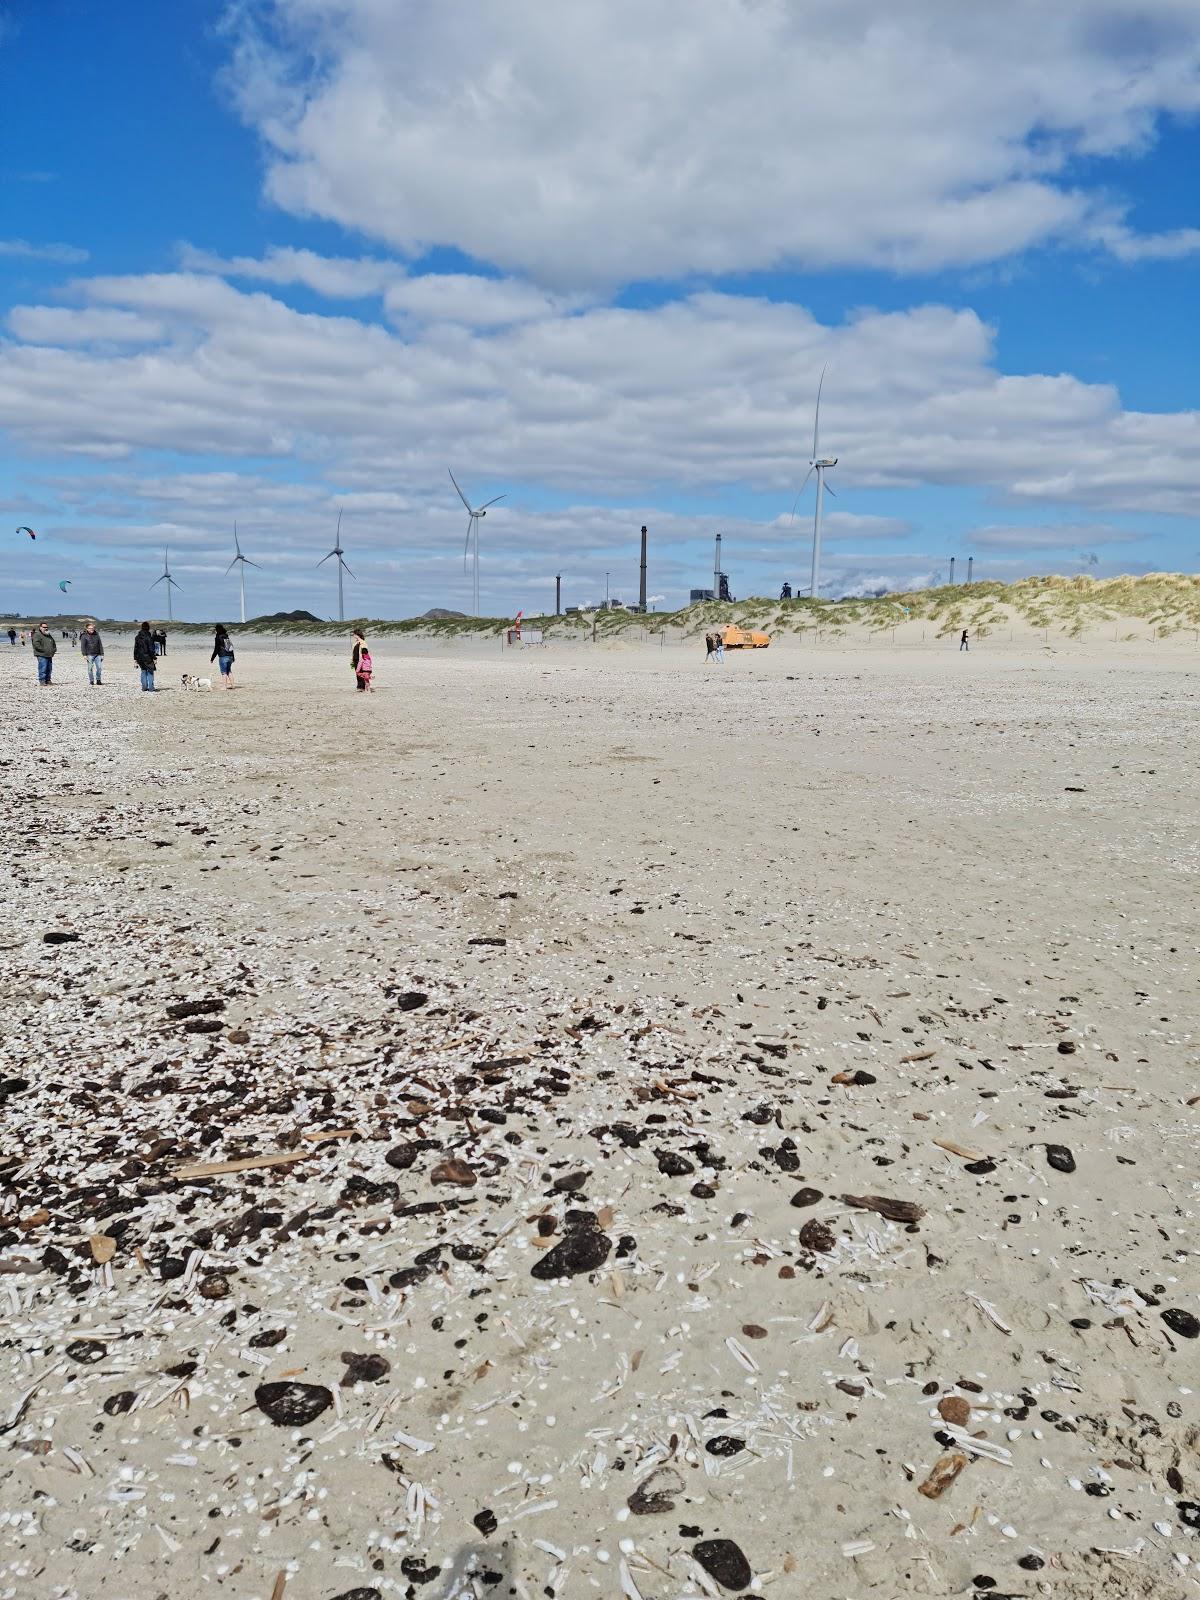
[211, 625, 235, 688]
[351, 629, 373, 692]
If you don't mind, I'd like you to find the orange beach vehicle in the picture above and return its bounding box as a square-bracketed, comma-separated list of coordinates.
[719, 623, 770, 649]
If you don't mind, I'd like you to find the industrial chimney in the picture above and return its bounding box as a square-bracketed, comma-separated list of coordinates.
[714, 532, 722, 602]
[949, 556, 956, 585]
[555, 574, 561, 615]
[639, 526, 647, 613]
[966, 556, 973, 585]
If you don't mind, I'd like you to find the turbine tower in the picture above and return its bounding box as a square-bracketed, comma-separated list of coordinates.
[449, 469, 505, 617]
[226, 522, 262, 625]
[317, 510, 354, 623]
[790, 366, 838, 599]
[150, 546, 181, 622]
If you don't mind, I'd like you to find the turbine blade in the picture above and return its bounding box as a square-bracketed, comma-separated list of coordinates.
[234, 522, 242, 556]
[339, 557, 355, 579]
[813, 363, 827, 460]
[244, 558, 263, 569]
[150, 574, 165, 589]
[825, 482, 837, 498]
[225, 557, 239, 575]
[448, 468, 473, 512]
[478, 494, 506, 511]
[789, 467, 815, 520]
[317, 551, 335, 567]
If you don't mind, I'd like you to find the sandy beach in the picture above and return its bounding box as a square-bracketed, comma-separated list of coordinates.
[2, 636, 1198, 1600]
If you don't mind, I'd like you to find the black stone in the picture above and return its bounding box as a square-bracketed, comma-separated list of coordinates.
[692, 1537, 752, 1591]
[473, 1508, 498, 1537]
[43, 931, 80, 945]
[254, 1380, 333, 1427]
[530, 1227, 612, 1279]
[340, 1352, 391, 1385]
[249, 1328, 287, 1348]
[656, 1150, 695, 1177]
[704, 1436, 746, 1458]
[1162, 1308, 1200, 1340]
[395, 992, 428, 1011]
[65, 1340, 107, 1364]
[790, 1187, 823, 1208]
[1045, 1144, 1076, 1174]
[102, 1390, 136, 1416]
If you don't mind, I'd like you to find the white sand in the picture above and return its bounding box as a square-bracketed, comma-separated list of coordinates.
[1, 637, 1197, 1600]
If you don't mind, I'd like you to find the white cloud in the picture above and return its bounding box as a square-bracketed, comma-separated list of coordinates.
[7, 306, 166, 346]
[0, 238, 88, 264]
[967, 522, 1144, 551]
[224, 0, 1200, 286]
[178, 244, 401, 298]
[0, 275, 1196, 520]
[384, 274, 589, 327]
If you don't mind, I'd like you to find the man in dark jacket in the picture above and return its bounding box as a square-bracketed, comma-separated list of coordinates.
[80, 622, 104, 686]
[31, 623, 57, 685]
[134, 621, 158, 691]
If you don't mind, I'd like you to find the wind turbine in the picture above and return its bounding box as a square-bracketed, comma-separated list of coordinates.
[789, 366, 838, 599]
[449, 469, 505, 617]
[150, 546, 182, 622]
[317, 510, 354, 623]
[226, 522, 262, 625]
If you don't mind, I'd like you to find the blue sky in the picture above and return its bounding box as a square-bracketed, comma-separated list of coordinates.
[2, 0, 1198, 621]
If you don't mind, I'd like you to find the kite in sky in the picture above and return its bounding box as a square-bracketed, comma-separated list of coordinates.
[58, 579, 72, 593]
[17, 525, 37, 540]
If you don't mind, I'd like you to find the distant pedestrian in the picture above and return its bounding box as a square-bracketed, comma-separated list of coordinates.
[704, 631, 716, 662]
[959, 629, 969, 652]
[20, 630, 26, 647]
[80, 622, 104, 685]
[31, 623, 57, 685]
[7, 627, 15, 647]
[211, 625, 235, 689]
[714, 629, 725, 663]
[134, 621, 158, 691]
[351, 629, 373, 692]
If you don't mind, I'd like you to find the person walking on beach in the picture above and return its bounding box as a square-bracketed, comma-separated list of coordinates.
[351, 629, 373, 692]
[714, 629, 725, 663]
[211, 624, 235, 689]
[80, 621, 104, 685]
[704, 631, 717, 663]
[7, 627, 15, 647]
[31, 623, 56, 685]
[959, 628, 969, 652]
[134, 621, 158, 691]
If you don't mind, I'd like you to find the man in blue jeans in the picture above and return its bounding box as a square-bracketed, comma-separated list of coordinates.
[80, 621, 105, 685]
[133, 620, 158, 691]
[31, 623, 56, 685]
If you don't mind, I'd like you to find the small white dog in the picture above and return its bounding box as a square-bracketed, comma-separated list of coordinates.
[180, 674, 213, 692]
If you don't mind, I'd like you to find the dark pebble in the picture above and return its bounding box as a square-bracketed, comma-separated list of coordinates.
[692, 1537, 752, 1591]
[1017, 1555, 1045, 1571]
[340, 1352, 391, 1385]
[656, 1150, 695, 1177]
[1046, 1144, 1076, 1174]
[183, 1018, 224, 1035]
[472, 1508, 498, 1537]
[530, 1227, 612, 1279]
[395, 992, 428, 1011]
[1177, 1501, 1200, 1531]
[798, 1218, 836, 1253]
[43, 931, 80, 945]
[165, 998, 225, 1019]
[790, 1187, 823, 1208]
[1162, 1308, 1200, 1340]
[102, 1390, 136, 1416]
[65, 1340, 107, 1364]
[691, 1182, 716, 1198]
[705, 1436, 746, 1457]
[385, 1143, 419, 1170]
[249, 1328, 287, 1348]
[551, 1171, 589, 1193]
[254, 1380, 333, 1427]
[1056, 1040, 1077, 1053]
[328, 1589, 381, 1600]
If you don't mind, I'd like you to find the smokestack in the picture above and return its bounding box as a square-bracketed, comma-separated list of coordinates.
[714, 532, 722, 601]
[949, 556, 956, 586]
[638, 525, 647, 612]
[966, 556, 973, 585]
[555, 574, 561, 615]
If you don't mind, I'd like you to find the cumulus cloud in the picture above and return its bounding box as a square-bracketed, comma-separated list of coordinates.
[178, 244, 402, 298]
[1, 273, 1196, 519]
[223, 0, 1200, 286]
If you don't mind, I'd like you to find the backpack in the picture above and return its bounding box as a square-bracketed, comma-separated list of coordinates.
[357, 648, 373, 676]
